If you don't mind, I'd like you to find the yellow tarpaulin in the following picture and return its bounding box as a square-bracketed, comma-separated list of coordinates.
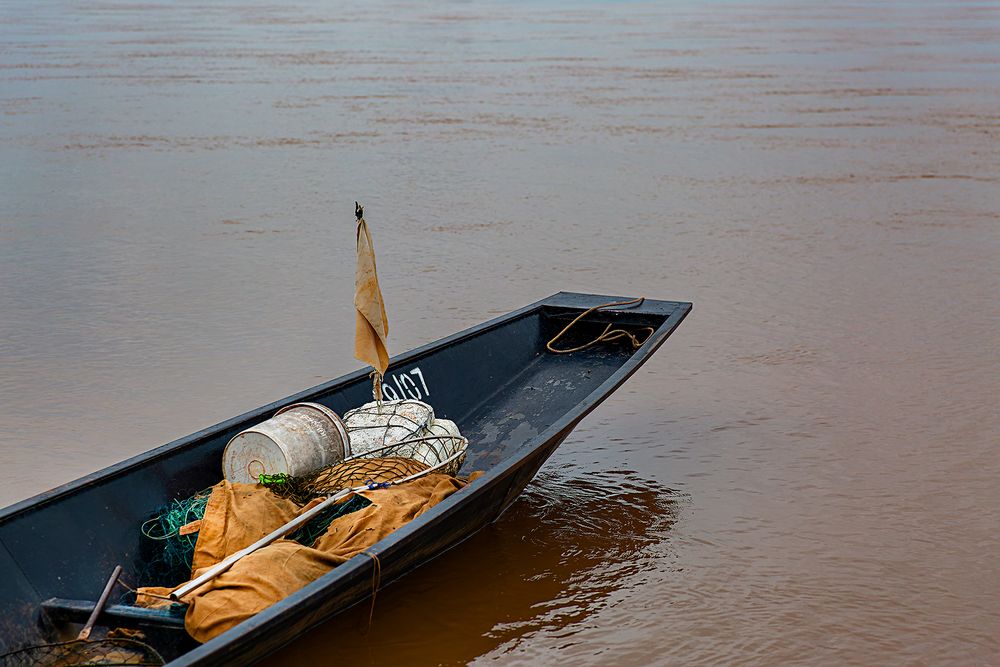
[137, 470, 483, 642]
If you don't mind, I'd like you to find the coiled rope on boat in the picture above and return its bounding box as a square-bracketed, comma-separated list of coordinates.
[546, 297, 654, 354]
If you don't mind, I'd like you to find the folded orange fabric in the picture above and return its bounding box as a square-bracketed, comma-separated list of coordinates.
[138, 473, 471, 642]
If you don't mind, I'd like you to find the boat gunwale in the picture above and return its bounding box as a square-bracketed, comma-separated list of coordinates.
[0, 295, 547, 522]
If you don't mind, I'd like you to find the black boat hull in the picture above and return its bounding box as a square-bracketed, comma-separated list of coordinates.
[0, 292, 691, 665]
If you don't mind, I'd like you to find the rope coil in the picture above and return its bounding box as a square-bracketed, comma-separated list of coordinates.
[546, 297, 654, 354]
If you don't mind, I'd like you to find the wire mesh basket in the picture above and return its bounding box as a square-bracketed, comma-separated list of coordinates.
[0, 637, 164, 667]
[262, 434, 467, 506]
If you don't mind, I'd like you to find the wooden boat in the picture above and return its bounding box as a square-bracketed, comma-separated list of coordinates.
[0, 292, 691, 665]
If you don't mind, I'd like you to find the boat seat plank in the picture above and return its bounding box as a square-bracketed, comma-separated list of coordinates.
[41, 597, 186, 630]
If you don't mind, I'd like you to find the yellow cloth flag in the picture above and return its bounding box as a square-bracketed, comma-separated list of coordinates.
[353, 202, 389, 376]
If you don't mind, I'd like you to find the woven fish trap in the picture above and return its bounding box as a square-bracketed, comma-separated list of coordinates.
[138, 487, 212, 586]
[263, 434, 468, 505]
[343, 400, 466, 468]
[306, 455, 429, 498]
[0, 637, 164, 667]
[343, 400, 435, 455]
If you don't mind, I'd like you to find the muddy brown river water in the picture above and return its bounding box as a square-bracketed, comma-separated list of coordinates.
[1, 1, 998, 664]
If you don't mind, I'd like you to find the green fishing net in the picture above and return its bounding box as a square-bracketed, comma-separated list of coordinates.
[139, 486, 373, 585]
[139, 488, 212, 586]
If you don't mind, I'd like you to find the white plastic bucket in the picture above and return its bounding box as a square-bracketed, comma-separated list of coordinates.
[223, 402, 348, 484]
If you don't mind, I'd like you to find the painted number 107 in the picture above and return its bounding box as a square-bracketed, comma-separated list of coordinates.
[382, 367, 430, 401]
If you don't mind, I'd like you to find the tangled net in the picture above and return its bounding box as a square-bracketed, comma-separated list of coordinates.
[0, 638, 164, 667]
[139, 484, 379, 582]
[138, 488, 212, 586]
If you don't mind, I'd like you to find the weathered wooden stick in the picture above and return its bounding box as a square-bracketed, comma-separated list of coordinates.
[78, 565, 122, 640]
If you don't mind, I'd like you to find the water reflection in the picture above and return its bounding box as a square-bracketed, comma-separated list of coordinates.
[270, 468, 682, 665]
